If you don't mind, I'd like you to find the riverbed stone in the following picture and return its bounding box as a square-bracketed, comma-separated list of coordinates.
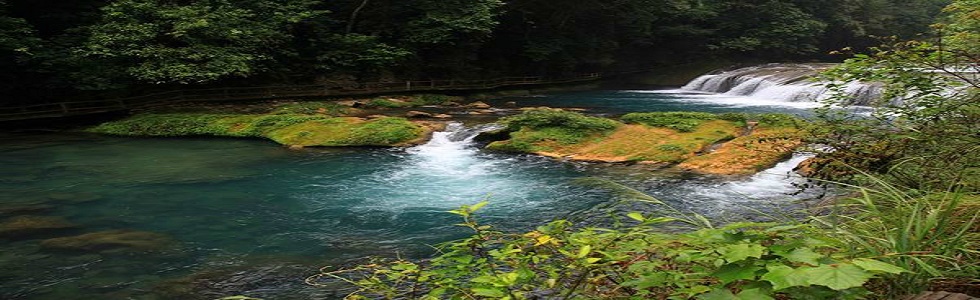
[432, 113, 453, 119]
[405, 110, 433, 118]
[40, 230, 173, 253]
[466, 101, 491, 109]
[0, 216, 77, 238]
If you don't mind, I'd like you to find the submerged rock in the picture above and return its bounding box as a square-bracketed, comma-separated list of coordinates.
[0, 203, 54, 216]
[46, 192, 103, 203]
[40, 230, 173, 253]
[0, 216, 77, 238]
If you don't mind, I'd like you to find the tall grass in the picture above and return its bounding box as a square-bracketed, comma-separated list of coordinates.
[812, 176, 979, 297]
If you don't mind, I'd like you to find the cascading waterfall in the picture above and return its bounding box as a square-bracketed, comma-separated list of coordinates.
[682, 63, 882, 105]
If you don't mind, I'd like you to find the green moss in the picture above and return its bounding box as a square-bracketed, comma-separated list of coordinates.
[500, 108, 620, 132]
[88, 114, 426, 147]
[488, 109, 621, 153]
[272, 102, 351, 116]
[364, 98, 407, 108]
[411, 94, 461, 105]
[620, 112, 717, 132]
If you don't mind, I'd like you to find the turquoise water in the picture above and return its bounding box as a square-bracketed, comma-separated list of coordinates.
[0, 89, 822, 299]
[489, 89, 823, 116]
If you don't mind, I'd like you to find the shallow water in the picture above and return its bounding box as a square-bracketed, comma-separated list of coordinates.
[0, 89, 825, 299]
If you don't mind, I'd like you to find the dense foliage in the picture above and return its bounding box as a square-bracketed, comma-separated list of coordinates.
[0, 0, 954, 106]
[309, 183, 977, 299]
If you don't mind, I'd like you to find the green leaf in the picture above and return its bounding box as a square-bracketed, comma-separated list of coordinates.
[761, 265, 808, 290]
[783, 248, 823, 265]
[696, 287, 775, 300]
[717, 243, 765, 263]
[735, 288, 774, 300]
[712, 263, 761, 284]
[799, 263, 872, 290]
[697, 288, 736, 300]
[626, 212, 645, 222]
[472, 287, 506, 297]
[469, 201, 489, 212]
[577, 245, 592, 258]
[852, 258, 908, 274]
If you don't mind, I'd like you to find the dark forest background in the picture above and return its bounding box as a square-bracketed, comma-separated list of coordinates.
[0, 0, 952, 106]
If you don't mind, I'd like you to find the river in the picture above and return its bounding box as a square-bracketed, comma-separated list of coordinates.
[1, 87, 828, 299]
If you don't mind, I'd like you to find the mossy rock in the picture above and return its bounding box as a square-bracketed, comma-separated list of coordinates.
[88, 114, 428, 147]
[488, 110, 806, 174]
[41, 230, 173, 253]
[0, 216, 77, 238]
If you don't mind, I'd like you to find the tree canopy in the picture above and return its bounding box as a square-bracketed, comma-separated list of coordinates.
[0, 0, 960, 105]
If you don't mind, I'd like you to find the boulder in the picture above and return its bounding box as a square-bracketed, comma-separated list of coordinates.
[41, 230, 173, 253]
[405, 111, 433, 118]
[432, 114, 453, 119]
[504, 101, 518, 107]
[466, 101, 491, 109]
[365, 114, 388, 119]
[0, 216, 77, 238]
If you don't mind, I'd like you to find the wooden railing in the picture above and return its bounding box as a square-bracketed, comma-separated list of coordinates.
[0, 73, 605, 121]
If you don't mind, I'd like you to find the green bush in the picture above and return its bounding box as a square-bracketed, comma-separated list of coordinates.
[311, 199, 913, 300]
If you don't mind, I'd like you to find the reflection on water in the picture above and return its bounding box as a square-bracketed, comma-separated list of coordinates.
[0, 90, 827, 299]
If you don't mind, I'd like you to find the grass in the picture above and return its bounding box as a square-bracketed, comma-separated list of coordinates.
[88, 113, 427, 147]
[812, 181, 979, 298]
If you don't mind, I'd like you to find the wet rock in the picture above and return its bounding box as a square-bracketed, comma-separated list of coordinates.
[0, 203, 54, 216]
[336, 100, 365, 108]
[504, 101, 517, 107]
[365, 114, 388, 119]
[41, 230, 173, 253]
[466, 101, 491, 109]
[440, 101, 461, 107]
[0, 216, 77, 238]
[405, 111, 433, 118]
[287, 145, 304, 150]
[432, 113, 453, 119]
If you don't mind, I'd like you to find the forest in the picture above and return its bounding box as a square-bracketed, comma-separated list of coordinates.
[0, 0, 954, 106]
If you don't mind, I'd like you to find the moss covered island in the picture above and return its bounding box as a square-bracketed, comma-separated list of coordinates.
[488, 109, 805, 175]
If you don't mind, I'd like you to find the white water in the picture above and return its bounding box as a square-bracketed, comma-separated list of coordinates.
[680, 64, 882, 105]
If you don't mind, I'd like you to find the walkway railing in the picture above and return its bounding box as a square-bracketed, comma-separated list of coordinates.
[0, 73, 604, 121]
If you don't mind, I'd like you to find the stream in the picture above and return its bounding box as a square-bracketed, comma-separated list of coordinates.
[1, 84, 833, 299]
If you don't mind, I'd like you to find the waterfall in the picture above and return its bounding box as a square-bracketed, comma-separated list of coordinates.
[402, 122, 505, 177]
[681, 64, 882, 105]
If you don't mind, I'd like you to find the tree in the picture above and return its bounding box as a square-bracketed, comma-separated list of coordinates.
[811, 0, 979, 191]
[79, 0, 319, 85]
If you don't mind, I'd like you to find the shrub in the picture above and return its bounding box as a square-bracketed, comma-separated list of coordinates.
[310, 199, 912, 300]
